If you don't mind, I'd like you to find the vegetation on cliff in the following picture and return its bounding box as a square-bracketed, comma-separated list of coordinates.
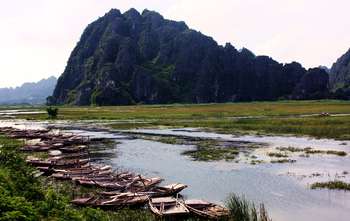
[51, 8, 332, 106]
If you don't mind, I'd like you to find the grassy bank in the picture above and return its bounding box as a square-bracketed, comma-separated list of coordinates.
[3, 100, 350, 139]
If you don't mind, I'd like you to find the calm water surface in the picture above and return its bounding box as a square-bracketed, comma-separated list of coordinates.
[72, 129, 350, 221]
[1, 120, 350, 221]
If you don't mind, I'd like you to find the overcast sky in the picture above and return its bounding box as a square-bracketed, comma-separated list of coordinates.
[0, 0, 349, 88]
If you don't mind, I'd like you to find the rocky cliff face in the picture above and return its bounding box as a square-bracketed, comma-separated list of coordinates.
[330, 49, 350, 99]
[292, 68, 329, 100]
[52, 8, 330, 105]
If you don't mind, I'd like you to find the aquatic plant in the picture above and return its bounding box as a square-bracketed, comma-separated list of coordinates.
[278, 146, 347, 157]
[325, 150, 347, 156]
[276, 147, 304, 152]
[267, 152, 289, 158]
[311, 181, 350, 191]
[250, 160, 265, 165]
[270, 159, 296, 164]
[226, 194, 271, 221]
[182, 140, 240, 161]
[305, 149, 347, 156]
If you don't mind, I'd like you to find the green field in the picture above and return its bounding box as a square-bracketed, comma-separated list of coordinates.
[8, 100, 350, 139]
[11, 100, 350, 119]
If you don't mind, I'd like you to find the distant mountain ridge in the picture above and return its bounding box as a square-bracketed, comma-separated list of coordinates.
[0, 76, 57, 105]
[51, 8, 340, 105]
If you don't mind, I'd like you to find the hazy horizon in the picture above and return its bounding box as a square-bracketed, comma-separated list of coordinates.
[1, 0, 349, 88]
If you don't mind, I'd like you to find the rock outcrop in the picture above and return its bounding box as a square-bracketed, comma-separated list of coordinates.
[292, 68, 329, 100]
[330, 49, 350, 99]
[52, 8, 332, 105]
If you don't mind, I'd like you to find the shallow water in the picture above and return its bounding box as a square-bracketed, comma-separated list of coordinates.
[1, 120, 350, 221]
[70, 128, 350, 221]
[128, 128, 350, 150]
[0, 109, 45, 116]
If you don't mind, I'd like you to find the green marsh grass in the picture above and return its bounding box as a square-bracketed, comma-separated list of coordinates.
[182, 140, 240, 161]
[311, 181, 350, 191]
[270, 159, 296, 164]
[5, 100, 350, 139]
[226, 194, 271, 221]
[267, 152, 289, 158]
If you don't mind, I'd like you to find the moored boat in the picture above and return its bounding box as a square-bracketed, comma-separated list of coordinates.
[138, 183, 187, 197]
[184, 199, 229, 219]
[71, 192, 148, 207]
[128, 177, 163, 192]
[148, 197, 189, 217]
[26, 157, 89, 168]
[60, 145, 87, 153]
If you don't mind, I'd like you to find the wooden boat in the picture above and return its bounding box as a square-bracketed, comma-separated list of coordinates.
[146, 183, 187, 197]
[51, 172, 72, 180]
[55, 163, 91, 170]
[98, 165, 112, 171]
[101, 192, 148, 207]
[60, 145, 87, 153]
[76, 179, 96, 187]
[48, 150, 63, 156]
[51, 152, 89, 159]
[71, 196, 95, 206]
[26, 157, 54, 167]
[184, 199, 229, 219]
[53, 166, 111, 177]
[52, 169, 111, 180]
[26, 157, 89, 168]
[20, 145, 51, 152]
[73, 175, 116, 183]
[128, 177, 163, 191]
[65, 137, 88, 145]
[148, 197, 189, 216]
[53, 166, 95, 174]
[94, 175, 152, 190]
[102, 183, 187, 197]
[36, 166, 55, 175]
[116, 172, 135, 180]
[71, 192, 148, 207]
[139, 177, 163, 187]
[94, 181, 126, 190]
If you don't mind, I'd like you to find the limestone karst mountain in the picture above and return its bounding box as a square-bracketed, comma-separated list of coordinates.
[51, 8, 332, 105]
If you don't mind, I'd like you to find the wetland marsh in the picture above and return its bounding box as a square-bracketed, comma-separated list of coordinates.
[1, 100, 350, 220]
